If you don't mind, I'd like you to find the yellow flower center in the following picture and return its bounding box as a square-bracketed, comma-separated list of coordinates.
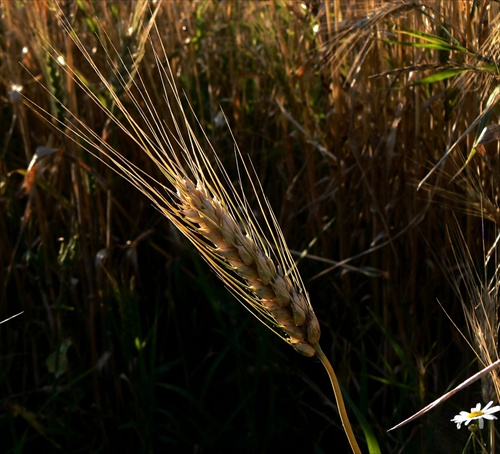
[468, 411, 484, 418]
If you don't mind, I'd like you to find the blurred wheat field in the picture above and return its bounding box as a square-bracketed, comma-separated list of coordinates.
[2, 1, 500, 452]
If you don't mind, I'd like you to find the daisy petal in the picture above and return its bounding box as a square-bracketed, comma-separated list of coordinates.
[483, 401, 494, 411]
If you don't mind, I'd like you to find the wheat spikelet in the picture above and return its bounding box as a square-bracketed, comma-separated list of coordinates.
[22, 4, 361, 452]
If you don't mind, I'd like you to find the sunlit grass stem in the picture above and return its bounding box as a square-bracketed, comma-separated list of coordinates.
[20, 3, 363, 451]
[315, 344, 361, 454]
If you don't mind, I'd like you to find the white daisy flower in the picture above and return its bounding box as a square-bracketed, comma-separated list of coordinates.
[451, 401, 500, 429]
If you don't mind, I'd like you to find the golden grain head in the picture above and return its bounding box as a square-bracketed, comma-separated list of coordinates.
[177, 176, 321, 356]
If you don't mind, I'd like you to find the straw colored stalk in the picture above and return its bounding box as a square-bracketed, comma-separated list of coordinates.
[23, 6, 361, 453]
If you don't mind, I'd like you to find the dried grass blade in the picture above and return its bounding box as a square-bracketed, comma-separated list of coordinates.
[0, 312, 24, 325]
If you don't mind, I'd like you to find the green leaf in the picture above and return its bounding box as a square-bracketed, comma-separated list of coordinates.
[384, 40, 462, 52]
[46, 339, 72, 379]
[398, 29, 469, 54]
[415, 68, 466, 85]
[340, 384, 382, 454]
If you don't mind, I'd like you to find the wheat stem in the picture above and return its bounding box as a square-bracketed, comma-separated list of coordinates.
[23, 4, 362, 450]
[314, 343, 361, 454]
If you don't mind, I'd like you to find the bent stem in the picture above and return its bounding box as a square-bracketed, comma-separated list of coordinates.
[314, 343, 362, 454]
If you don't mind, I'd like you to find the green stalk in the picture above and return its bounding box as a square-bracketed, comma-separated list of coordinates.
[314, 344, 362, 454]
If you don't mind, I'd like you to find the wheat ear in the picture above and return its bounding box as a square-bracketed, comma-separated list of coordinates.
[23, 5, 361, 453]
